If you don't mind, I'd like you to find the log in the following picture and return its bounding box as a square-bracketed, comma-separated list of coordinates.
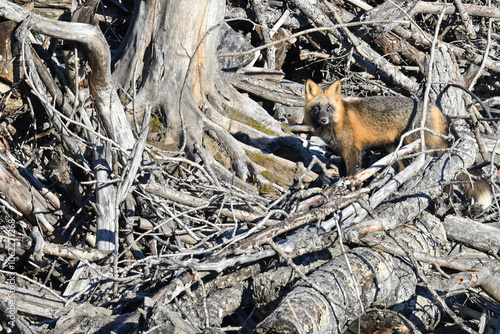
[443, 215, 500, 255]
[291, 0, 420, 92]
[0, 282, 111, 319]
[0, 0, 136, 151]
[256, 245, 418, 333]
[0, 149, 59, 238]
[256, 213, 451, 333]
[414, 1, 500, 18]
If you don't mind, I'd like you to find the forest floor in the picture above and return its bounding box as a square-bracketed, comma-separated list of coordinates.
[0, 0, 500, 333]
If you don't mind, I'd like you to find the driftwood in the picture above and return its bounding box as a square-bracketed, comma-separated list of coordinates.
[0, 0, 499, 333]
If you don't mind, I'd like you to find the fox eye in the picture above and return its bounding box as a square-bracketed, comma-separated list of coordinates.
[327, 106, 333, 112]
[313, 106, 320, 112]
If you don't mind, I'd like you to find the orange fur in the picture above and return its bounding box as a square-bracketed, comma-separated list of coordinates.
[304, 79, 492, 208]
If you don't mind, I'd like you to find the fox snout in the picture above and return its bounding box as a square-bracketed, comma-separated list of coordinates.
[318, 117, 329, 125]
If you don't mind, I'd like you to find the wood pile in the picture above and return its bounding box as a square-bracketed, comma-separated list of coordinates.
[0, 0, 499, 333]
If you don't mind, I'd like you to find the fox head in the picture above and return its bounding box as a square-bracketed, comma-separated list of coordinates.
[304, 80, 342, 127]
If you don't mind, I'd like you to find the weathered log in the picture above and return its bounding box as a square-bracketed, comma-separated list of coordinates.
[349, 0, 500, 74]
[443, 215, 500, 255]
[93, 142, 117, 251]
[256, 212, 451, 333]
[0, 0, 498, 333]
[255, 245, 418, 333]
[225, 72, 303, 107]
[0, 282, 111, 319]
[0, 149, 60, 238]
[0, 0, 135, 151]
[361, 0, 500, 38]
[342, 137, 477, 230]
[0, 232, 111, 263]
[414, 1, 500, 18]
[292, 0, 420, 92]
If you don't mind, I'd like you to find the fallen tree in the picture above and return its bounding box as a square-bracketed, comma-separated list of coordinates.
[0, 0, 499, 333]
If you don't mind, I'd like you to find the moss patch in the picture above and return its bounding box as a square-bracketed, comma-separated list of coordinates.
[281, 123, 291, 133]
[257, 183, 277, 197]
[248, 152, 296, 188]
[228, 110, 276, 136]
[150, 116, 164, 133]
[248, 152, 273, 166]
[245, 121, 276, 136]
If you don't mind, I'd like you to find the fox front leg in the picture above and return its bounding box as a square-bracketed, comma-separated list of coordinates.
[342, 146, 363, 176]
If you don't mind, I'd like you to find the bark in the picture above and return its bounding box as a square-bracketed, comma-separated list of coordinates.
[0, 0, 135, 151]
[291, 0, 420, 92]
[255, 140, 476, 333]
[112, 0, 290, 187]
[0, 150, 59, 237]
[0, 0, 499, 333]
[443, 215, 500, 255]
[94, 141, 116, 251]
[256, 245, 419, 333]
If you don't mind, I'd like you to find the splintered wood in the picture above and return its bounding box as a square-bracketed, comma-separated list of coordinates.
[0, 0, 499, 333]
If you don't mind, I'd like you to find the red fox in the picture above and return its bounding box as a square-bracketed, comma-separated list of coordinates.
[304, 79, 492, 208]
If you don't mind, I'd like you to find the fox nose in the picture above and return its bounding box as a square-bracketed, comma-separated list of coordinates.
[319, 118, 329, 125]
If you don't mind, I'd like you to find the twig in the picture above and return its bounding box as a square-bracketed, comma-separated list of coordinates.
[421, 1, 448, 151]
[117, 203, 210, 260]
[453, 0, 477, 39]
[116, 106, 150, 204]
[322, 0, 361, 50]
[215, 209, 289, 256]
[251, 0, 276, 69]
[467, 3, 492, 92]
[218, 20, 407, 58]
[0, 269, 68, 303]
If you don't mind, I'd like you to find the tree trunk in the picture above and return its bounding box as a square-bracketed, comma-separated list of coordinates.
[112, 0, 300, 189]
[256, 245, 419, 334]
[0, 0, 498, 333]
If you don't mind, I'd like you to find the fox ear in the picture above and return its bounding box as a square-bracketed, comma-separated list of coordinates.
[325, 80, 341, 102]
[305, 80, 322, 101]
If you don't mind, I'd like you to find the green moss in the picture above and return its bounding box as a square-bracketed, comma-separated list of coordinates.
[249, 152, 292, 187]
[229, 110, 245, 122]
[261, 170, 274, 181]
[248, 152, 273, 165]
[228, 110, 276, 136]
[257, 184, 277, 197]
[246, 121, 276, 136]
[150, 116, 164, 133]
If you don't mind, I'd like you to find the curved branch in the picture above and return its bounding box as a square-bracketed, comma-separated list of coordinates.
[0, 0, 135, 151]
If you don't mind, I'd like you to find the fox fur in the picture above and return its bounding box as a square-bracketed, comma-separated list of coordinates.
[304, 79, 492, 208]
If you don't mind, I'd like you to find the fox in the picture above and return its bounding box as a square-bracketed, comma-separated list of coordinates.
[304, 79, 492, 208]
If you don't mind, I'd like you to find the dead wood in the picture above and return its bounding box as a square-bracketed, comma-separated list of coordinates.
[414, 1, 500, 18]
[443, 215, 500, 255]
[256, 244, 419, 333]
[0, 1, 135, 150]
[0, 0, 499, 333]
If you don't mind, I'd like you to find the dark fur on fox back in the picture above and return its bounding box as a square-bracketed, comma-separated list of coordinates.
[304, 80, 450, 175]
[342, 96, 450, 147]
[304, 79, 492, 208]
